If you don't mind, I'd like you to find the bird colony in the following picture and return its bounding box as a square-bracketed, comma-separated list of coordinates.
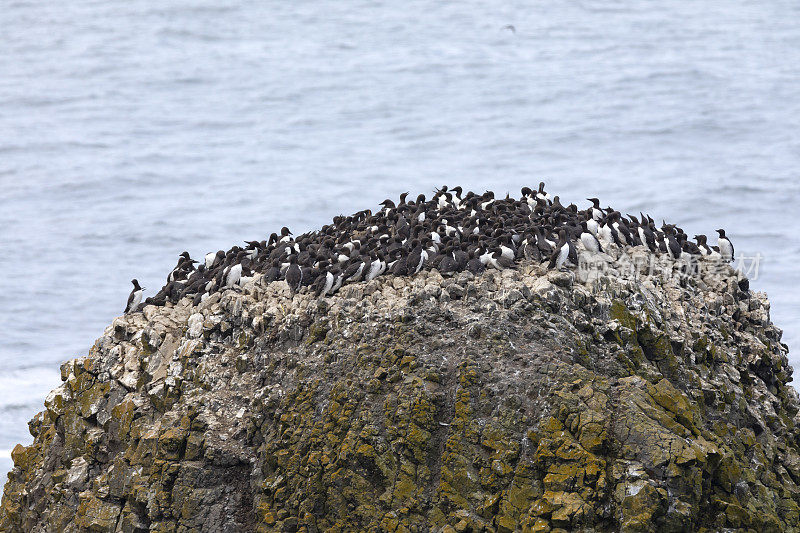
[124, 184, 736, 314]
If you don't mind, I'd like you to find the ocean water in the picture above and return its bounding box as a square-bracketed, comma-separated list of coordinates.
[1, 0, 799, 478]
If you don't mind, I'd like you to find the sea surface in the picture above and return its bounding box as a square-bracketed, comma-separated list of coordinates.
[1, 0, 799, 478]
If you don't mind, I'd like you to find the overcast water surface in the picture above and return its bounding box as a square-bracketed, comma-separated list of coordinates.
[1, 0, 799, 476]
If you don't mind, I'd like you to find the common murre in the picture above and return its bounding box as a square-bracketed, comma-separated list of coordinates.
[579, 221, 603, 253]
[125, 279, 144, 314]
[716, 229, 735, 262]
[285, 255, 302, 293]
[548, 229, 571, 270]
[133, 183, 740, 305]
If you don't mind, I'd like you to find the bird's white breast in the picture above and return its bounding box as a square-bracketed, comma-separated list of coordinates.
[581, 233, 600, 252]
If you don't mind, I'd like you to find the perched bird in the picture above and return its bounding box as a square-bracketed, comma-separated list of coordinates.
[662, 224, 682, 260]
[167, 251, 196, 282]
[587, 198, 603, 221]
[131, 183, 738, 307]
[488, 249, 515, 270]
[279, 226, 293, 243]
[579, 221, 603, 253]
[365, 252, 386, 281]
[716, 229, 735, 262]
[466, 255, 485, 275]
[313, 269, 335, 297]
[406, 241, 426, 274]
[125, 279, 145, 314]
[342, 256, 366, 284]
[694, 235, 718, 257]
[285, 256, 302, 294]
[548, 230, 571, 270]
[262, 260, 281, 284]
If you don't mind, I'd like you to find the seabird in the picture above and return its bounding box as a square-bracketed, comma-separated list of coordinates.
[580, 221, 603, 253]
[716, 229, 735, 262]
[342, 256, 366, 283]
[285, 256, 302, 293]
[548, 230, 571, 270]
[125, 279, 144, 314]
[133, 184, 742, 310]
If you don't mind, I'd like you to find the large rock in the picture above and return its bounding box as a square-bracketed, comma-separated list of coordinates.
[2, 254, 799, 532]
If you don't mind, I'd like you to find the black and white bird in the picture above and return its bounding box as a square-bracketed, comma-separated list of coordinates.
[579, 221, 603, 253]
[279, 226, 294, 243]
[364, 252, 386, 281]
[166, 251, 197, 285]
[406, 241, 426, 274]
[226, 256, 248, 288]
[205, 250, 224, 270]
[342, 256, 366, 284]
[488, 249, 515, 270]
[587, 198, 603, 221]
[285, 256, 302, 293]
[313, 269, 336, 297]
[694, 235, 719, 257]
[548, 230, 571, 270]
[716, 229, 735, 262]
[536, 181, 549, 202]
[662, 224, 682, 260]
[125, 279, 145, 314]
[132, 183, 741, 307]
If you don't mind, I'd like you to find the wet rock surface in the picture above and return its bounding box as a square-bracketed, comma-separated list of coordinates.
[2, 247, 798, 532]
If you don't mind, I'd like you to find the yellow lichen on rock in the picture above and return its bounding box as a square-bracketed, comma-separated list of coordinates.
[1, 259, 799, 532]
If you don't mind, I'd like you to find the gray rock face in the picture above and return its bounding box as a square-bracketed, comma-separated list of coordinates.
[1, 249, 798, 532]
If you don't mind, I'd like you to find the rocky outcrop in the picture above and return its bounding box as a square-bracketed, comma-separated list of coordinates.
[2, 246, 799, 532]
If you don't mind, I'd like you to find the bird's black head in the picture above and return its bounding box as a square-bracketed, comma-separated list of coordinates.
[716, 229, 726, 237]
